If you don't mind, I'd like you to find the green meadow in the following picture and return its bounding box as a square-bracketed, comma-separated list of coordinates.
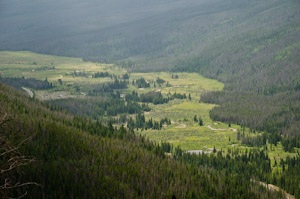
[1, 51, 298, 158]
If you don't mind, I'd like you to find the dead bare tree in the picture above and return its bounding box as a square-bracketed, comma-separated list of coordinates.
[0, 112, 40, 198]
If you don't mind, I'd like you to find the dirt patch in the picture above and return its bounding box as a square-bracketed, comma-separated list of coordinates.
[207, 125, 237, 132]
[206, 125, 226, 131]
[175, 123, 187, 128]
[229, 128, 237, 132]
[153, 89, 161, 92]
[164, 152, 173, 158]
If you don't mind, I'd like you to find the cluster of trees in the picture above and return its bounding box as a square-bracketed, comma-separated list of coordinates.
[171, 74, 179, 79]
[72, 70, 89, 77]
[124, 91, 191, 106]
[155, 77, 165, 86]
[125, 91, 171, 105]
[133, 77, 150, 88]
[170, 92, 187, 100]
[281, 137, 300, 153]
[122, 73, 130, 79]
[273, 155, 300, 197]
[241, 134, 267, 147]
[89, 79, 128, 95]
[127, 113, 171, 131]
[0, 76, 53, 90]
[168, 92, 192, 100]
[140, 91, 169, 104]
[49, 94, 150, 119]
[125, 91, 140, 101]
[92, 71, 112, 78]
[193, 115, 203, 126]
[125, 90, 170, 104]
[34, 65, 55, 71]
[131, 77, 170, 89]
[161, 141, 173, 153]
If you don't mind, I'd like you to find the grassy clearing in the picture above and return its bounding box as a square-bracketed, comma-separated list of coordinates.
[0, 51, 126, 99]
[0, 51, 124, 81]
[129, 72, 237, 151]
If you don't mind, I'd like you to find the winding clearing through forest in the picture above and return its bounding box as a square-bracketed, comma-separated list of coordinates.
[22, 87, 33, 98]
[252, 180, 295, 199]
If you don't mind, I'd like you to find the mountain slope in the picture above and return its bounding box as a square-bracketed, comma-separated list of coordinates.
[0, 84, 284, 198]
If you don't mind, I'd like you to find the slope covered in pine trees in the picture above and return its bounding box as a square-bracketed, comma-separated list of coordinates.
[0, 84, 285, 198]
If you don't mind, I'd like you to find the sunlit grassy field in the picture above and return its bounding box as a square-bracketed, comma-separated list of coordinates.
[0, 51, 125, 81]
[0, 51, 126, 99]
[129, 72, 238, 150]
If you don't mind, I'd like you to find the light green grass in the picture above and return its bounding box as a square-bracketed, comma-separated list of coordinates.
[131, 73, 235, 151]
[0, 51, 127, 99]
[0, 51, 125, 81]
[139, 126, 238, 151]
[275, 41, 300, 61]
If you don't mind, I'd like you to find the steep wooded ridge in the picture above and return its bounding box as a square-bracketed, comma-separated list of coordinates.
[0, 84, 286, 198]
[1, 0, 300, 137]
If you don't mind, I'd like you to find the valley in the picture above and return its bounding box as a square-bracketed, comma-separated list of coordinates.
[1, 0, 300, 198]
[1, 51, 298, 162]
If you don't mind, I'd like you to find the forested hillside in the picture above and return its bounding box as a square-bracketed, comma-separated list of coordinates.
[1, 84, 287, 198]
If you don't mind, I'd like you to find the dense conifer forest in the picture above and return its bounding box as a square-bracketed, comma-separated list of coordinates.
[0, 84, 287, 198]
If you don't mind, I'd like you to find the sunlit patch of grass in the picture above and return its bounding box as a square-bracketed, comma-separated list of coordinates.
[0, 51, 125, 81]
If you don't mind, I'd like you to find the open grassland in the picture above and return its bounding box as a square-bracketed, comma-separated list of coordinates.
[0, 51, 125, 82]
[0, 51, 126, 99]
[1, 51, 299, 159]
[127, 72, 241, 151]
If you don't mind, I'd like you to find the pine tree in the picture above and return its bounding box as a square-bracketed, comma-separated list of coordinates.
[193, 115, 198, 122]
[199, 117, 203, 126]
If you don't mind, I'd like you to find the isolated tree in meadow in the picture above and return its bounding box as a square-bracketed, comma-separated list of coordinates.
[193, 115, 198, 122]
[199, 117, 203, 126]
